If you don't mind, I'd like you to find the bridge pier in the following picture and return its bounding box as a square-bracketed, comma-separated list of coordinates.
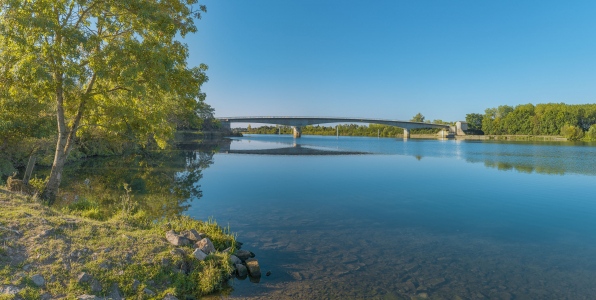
[293, 126, 302, 138]
[221, 121, 231, 130]
[403, 128, 410, 138]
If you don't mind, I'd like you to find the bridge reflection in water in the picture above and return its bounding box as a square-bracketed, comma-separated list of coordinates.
[221, 144, 368, 156]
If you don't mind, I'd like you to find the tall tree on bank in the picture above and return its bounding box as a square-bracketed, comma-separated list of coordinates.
[0, 0, 208, 204]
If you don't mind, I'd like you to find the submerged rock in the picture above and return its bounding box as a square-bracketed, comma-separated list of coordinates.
[246, 259, 261, 277]
[236, 249, 255, 261]
[230, 255, 242, 265]
[236, 264, 248, 277]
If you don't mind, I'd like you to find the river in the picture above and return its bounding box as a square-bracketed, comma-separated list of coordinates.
[61, 134, 596, 299]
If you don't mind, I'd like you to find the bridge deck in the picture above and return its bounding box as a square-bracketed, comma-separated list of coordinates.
[217, 116, 450, 129]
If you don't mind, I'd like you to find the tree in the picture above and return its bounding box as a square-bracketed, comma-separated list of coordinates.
[1, 0, 209, 204]
[410, 113, 425, 122]
[465, 113, 483, 131]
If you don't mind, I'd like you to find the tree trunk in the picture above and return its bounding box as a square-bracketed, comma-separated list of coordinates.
[41, 133, 69, 205]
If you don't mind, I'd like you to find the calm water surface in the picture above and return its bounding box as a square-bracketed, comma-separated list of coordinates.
[68, 134, 596, 299]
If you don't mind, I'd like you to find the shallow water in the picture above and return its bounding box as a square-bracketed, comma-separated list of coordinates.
[67, 134, 596, 299]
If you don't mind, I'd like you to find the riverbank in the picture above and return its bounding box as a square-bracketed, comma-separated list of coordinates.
[0, 188, 259, 299]
[242, 132, 569, 141]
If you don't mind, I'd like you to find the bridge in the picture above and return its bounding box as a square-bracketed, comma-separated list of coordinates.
[217, 116, 463, 138]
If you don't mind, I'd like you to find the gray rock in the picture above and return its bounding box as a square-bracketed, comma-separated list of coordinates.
[163, 294, 179, 300]
[16, 272, 26, 277]
[230, 255, 242, 265]
[132, 279, 141, 290]
[91, 279, 102, 293]
[198, 232, 207, 239]
[77, 295, 104, 300]
[41, 293, 51, 300]
[266, 271, 272, 276]
[170, 248, 185, 256]
[165, 230, 190, 246]
[236, 264, 248, 277]
[77, 272, 92, 284]
[180, 229, 202, 241]
[1, 285, 22, 295]
[143, 288, 156, 296]
[31, 274, 45, 286]
[121, 234, 134, 241]
[246, 259, 261, 277]
[235, 249, 255, 261]
[99, 263, 109, 270]
[102, 248, 112, 253]
[192, 249, 207, 261]
[109, 283, 123, 300]
[39, 228, 54, 237]
[193, 237, 215, 254]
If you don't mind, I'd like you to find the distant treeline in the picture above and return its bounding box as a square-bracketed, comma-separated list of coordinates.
[466, 103, 596, 141]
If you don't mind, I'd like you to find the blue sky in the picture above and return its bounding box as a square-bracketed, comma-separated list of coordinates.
[185, 0, 596, 124]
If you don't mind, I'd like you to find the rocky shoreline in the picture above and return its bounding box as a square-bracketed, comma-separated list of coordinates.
[0, 189, 257, 299]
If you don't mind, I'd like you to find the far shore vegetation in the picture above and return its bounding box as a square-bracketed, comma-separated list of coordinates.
[240, 103, 596, 141]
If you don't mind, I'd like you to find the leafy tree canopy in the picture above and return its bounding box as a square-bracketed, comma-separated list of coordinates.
[0, 0, 209, 202]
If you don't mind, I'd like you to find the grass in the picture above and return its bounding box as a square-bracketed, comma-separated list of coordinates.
[0, 187, 238, 300]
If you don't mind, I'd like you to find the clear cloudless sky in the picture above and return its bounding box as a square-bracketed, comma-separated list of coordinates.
[184, 0, 596, 123]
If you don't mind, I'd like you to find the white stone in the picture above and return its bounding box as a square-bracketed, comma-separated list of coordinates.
[192, 249, 208, 261]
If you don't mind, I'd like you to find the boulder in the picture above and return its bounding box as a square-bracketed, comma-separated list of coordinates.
[91, 279, 102, 293]
[132, 279, 140, 290]
[198, 232, 207, 239]
[77, 295, 103, 300]
[236, 249, 255, 261]
[246, 259, 261, 277]
[165, 230, 190, 246]
[109, 283, 123, 300]
[163, 294, 179, 300]
[180, 229, 202, 241]
[31, 274, 45, 287]
[39, 228, 55, 237]
[230, 255, 242, 265]
[170, 248, 185, 256]
[77, 272, 92, 284]
[1, 285, 22, 295]
[143, 288, 156, 296]
[192, 249, 207, 261]
[236, 264, 248, 277]
[193, 238, 215, 254]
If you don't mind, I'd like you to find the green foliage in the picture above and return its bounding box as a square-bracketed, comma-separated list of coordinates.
[562, 124, 584, 141]
[479, 103, 596, 138]
[586, 124, 596, 141]
[28, 175, 48, 195]
[0, 157, 16, 178]
[465, 113, 483, 131]
[410, 113, 425, 122]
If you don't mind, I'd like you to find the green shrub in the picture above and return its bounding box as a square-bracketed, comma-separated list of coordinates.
[587, 124, 596, 141]
[563, 125, 584, 141]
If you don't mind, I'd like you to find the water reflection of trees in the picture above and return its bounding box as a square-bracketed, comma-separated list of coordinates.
[58, 139, 221, 218]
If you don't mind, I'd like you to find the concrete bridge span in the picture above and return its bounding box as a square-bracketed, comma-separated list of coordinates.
[217, 116, 453, 138]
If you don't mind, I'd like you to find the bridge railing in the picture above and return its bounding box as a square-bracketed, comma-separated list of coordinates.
[217, 116, 449, 126]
